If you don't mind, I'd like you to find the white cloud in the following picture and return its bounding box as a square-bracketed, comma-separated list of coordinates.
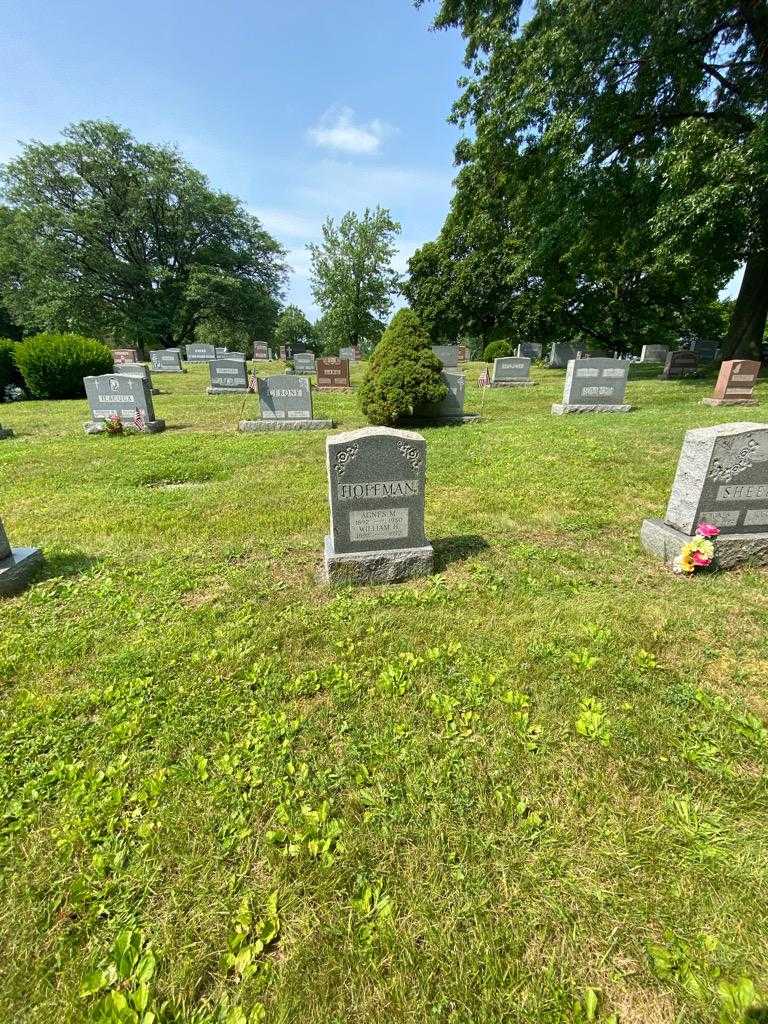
[308, 105, 393, 156]
[252, 207, 318, 241]
[294, 158, 454, 214]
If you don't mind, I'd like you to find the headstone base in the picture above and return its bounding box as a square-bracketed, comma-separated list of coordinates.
[323, 535, 434, 586]
[551, 403, 633, 415]
[84, 419, 166, 435]
[490, 381, 537, 388]
[207, 386, 250, 395]
[0, 547, 43, 596]
[641, 518, 768, 571]
[239, 418, 334, 432]
[0, 427, 14, 440]
[701, 397, 758, 407]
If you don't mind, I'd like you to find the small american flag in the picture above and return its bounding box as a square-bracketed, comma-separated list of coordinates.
[248, 373, 258, 392]
[478, 368, 491, 388]
[132, 407, 146, 431]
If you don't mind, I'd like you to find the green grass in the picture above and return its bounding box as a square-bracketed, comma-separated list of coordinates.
[2, 361, 768, 1024]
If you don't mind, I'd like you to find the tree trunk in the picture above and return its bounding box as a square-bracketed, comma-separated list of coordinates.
[722, 250, 768, 360]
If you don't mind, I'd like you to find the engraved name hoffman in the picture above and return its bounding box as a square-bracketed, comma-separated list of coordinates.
[338, 480, 419, 500]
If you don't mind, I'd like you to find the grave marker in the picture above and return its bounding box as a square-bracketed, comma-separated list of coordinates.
[458, 344, 470, 362]
[215, 346, 229, 357]
[186, 343, 216, 363]
[293, 351, 316, 374]
[253, 342, 270, 360]
[548, 343, 577, 369]
[0, 516, 43, 596]
[428, 371, 477, 423]
[702, 359, 760, 407]
[552, 357, 632, 414]
[661, 350, 699, 379]
[239, 374, 333, 431]
[431, 345, 459, 369]
[316, 357, 351, 390]
[83, 373, 166, 433]
[641, 422, 768, 569]
[691, 339, 720, 362]
[113, 348, 141, 364]
[339, 346, 361, 363]
[150, 350, 185, 373]
[640, 344, 669, 363]
[323, 426, 434, 585]
[491, 356, 536, 387]
[208, 357, 250, 394]
[516, 342, 543, 360]
[113, 362, 159, 394]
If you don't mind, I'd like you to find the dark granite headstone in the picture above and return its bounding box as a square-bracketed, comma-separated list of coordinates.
[640, 344, 669, 363]
[661, 350, 699, 380]
[516, 343, 543, 360]
[239, 374, 333, 431]
[150, 350, 184, 373]
[691, 339, 720, 362]
[491, 357, 535, 387]
[0, 423, 13, 440]
[83, 373, 165, 433]
[0, 517, 43, 596]
[208, 357, 249, 393]
[186, 344, 216, 363]
[293, 352, 316, 374]
[549, 343, 577, 369]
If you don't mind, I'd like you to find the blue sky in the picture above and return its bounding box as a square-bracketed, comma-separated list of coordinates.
[1, 0, 468, 318]
[1, 0, 740, 317]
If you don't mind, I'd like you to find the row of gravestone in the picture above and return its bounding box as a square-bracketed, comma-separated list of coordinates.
[5, 414, 767, 596]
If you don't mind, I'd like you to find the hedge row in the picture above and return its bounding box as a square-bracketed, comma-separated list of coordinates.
[0, 333, 113, 399]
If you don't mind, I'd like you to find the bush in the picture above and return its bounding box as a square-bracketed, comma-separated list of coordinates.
[483, 340, 513, 362]
[359, 309, 447, 426]
[14, 333, 114, 399]
[0, 339, 24, 393]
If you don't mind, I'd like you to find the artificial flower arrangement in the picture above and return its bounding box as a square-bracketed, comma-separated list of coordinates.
[673, 522, 720, 575]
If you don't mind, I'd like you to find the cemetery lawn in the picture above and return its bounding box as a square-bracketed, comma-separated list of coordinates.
[3, 362, 768, 1024]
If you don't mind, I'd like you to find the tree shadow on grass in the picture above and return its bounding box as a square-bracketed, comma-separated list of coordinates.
[39, 551, 99, 582]
[432, 534, 490, 572]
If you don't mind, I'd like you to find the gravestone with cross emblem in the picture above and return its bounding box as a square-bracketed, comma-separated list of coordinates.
[83, 373, 166, 433]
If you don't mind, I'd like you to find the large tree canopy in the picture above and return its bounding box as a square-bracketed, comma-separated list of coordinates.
[0, 121, 286, 347]
[412, 0, 768, 357]
[308, 207, 402, 351]
[274, 304, 315, 352]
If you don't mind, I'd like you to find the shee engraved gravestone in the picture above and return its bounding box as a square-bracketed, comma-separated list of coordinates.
[0, 517, 43, 596]
[293, 351, 316, 374]
[84, 373, 165, 433]
[431, 345, 460, 369]
[239, 374, 333, 432]
[661, 350, 699, 380]
[150, 349, 184, 373]
[702, 359, 760, 407]
[549, 343, 577, 369]
[552, 358, 632, 414]
[186, 343, 216, 363]
[491, 356, 536, 387]
[208, 357, 250, 394]
[641, 423, 768, 569]
[316, 357, 350, 390]
[516, 343, 543, 360]
[323, 426, 434, 585]
[640, 344, 669, 363]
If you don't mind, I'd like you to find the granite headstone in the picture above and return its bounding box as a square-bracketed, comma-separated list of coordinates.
[516, 343, 543, 360]
[702, 359, 760, 407]
[640, 344, 669, 363]
[293, 351, 316, 374]
[691, 339, 720, 362]
[84, 373, 165, 433]
[0, 423, 13, 440]
[549, 343, 577, 369]
[431, 345, 460, 369]
[316, 357, 351, 390]
[208, 357, 250, 393]
[661, 350, 699, 380]
[253, 342, 270, 360]
[491, 356, 535, 387]
[239, 374, 333, 431]
[552, 358, 631, 414]
[0, 517, 43, 596]
[150, 349, 185, 373]
[113, 348, 141, 364]
[186, 343, 216, 363]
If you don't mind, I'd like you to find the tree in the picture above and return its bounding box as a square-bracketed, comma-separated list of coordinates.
[274, 305, 315, 353]
[417, 0, 768, 358]
[308, 208, 402, 350]
[0, 121, 286, 348]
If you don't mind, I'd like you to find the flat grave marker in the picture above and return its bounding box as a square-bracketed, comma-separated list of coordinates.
[84, 373, 166, 433]
[491, 356, 536, 387]
[316, 357, 351, 390]
[0, 517, 43, 596]
[552, 357, 632, 414]
[702, 359, 760, 407]
[323, 426, 433, 585]
[239, 374, 333, 432]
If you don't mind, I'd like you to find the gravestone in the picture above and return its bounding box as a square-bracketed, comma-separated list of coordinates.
[226, 350, 246, 361]
[316, 357, 351, 390]
[458, 344, 470, 362]
[279, 344, 291, 361]
[691, 339, 720, 362]
[83, 373, 166, 433]
[0, 517, 43, 596]
[113, 348, 141, 364]
[0, 423, 13, 440]
[641, 422, 768, 569]
[208, 356, 250, 394]
[430, 371, 477, 423]
[253, 342, 270, 360]
[293, 351, 316, 374]
[339, 346, 361, 363]
[113, 362, 159, 394]
[516, 343, 543, 360]
[640, 344, 669, 363]
[323, 426, 433, 585]
[239, 374, 333, 432]
[150, 349, 185, 373]
[552, 358, 632, 414]
[215, 346, 229, 357]
[491, 356, 536, 387]
[431, 345, 460, 369]
[702, 359, 760, 407]
[549, 343, 577, 369]
[186, 343, 216, 363]
[661, 350, 699, 380]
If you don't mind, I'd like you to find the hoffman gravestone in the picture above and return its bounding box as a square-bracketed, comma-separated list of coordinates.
[431, 345, 460, 369]
[661, 350, 699, 379]
[293, 351, 316, 374]
[208, 357, 250, 394]
[549, 343, 577, 369]
[640, 344, 669, 363]
[0, 517, 43, 596]
[186, 343, 216, 363]
[84, 373, 166, 433]
[491, 356, 536, 387]
[316, 357, 351, 390]
[150, 349, 184, 373]
[641, 422, 768, 570]
[552, 357, 631, 414]
[323, 426, 433, 585]
[702, 359, 761, 407]
[239, 375, 333, 432]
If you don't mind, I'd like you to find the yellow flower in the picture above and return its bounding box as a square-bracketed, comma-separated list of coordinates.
[690, 538, 714, 559]
[678, 544, 697, 573]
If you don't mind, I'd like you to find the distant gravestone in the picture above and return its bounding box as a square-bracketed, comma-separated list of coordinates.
[84, 373, 166, 433]
[552, 358, 632, 414]
[641, 422, 768, 569]
[208, 357, 250, 394]
[316, 357, 351, 390]
[186, 343, 216, 363]
[253, 342, 270, 360]
[279, 345, 290, 361]
[215, 346, 229, 357]
[293, 351, 316, 374]
[0, 516, 43, 596]
[431, 345, 460, 369]
[227, 351, 246, 362]
[113, 362, 159, 394]
[661, 350, 699, 380]
[239, 374, 333, 432]
[691, 339, 720, 362]
[516, 343, 543, 360]
[549, 343, 577, 369]
[339, 346, 361, 363]
[323, 426, 433, 585]
[150, 349, 185, 373]
[429, 371, 477, 423]
[640, 344, 669, 363]
[458, 344, 470, 362]
[113, 348, 141, 364]
[702, 359, 760, 407]
[491, 356, 536, 387]
[0, 423, 13, 440]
